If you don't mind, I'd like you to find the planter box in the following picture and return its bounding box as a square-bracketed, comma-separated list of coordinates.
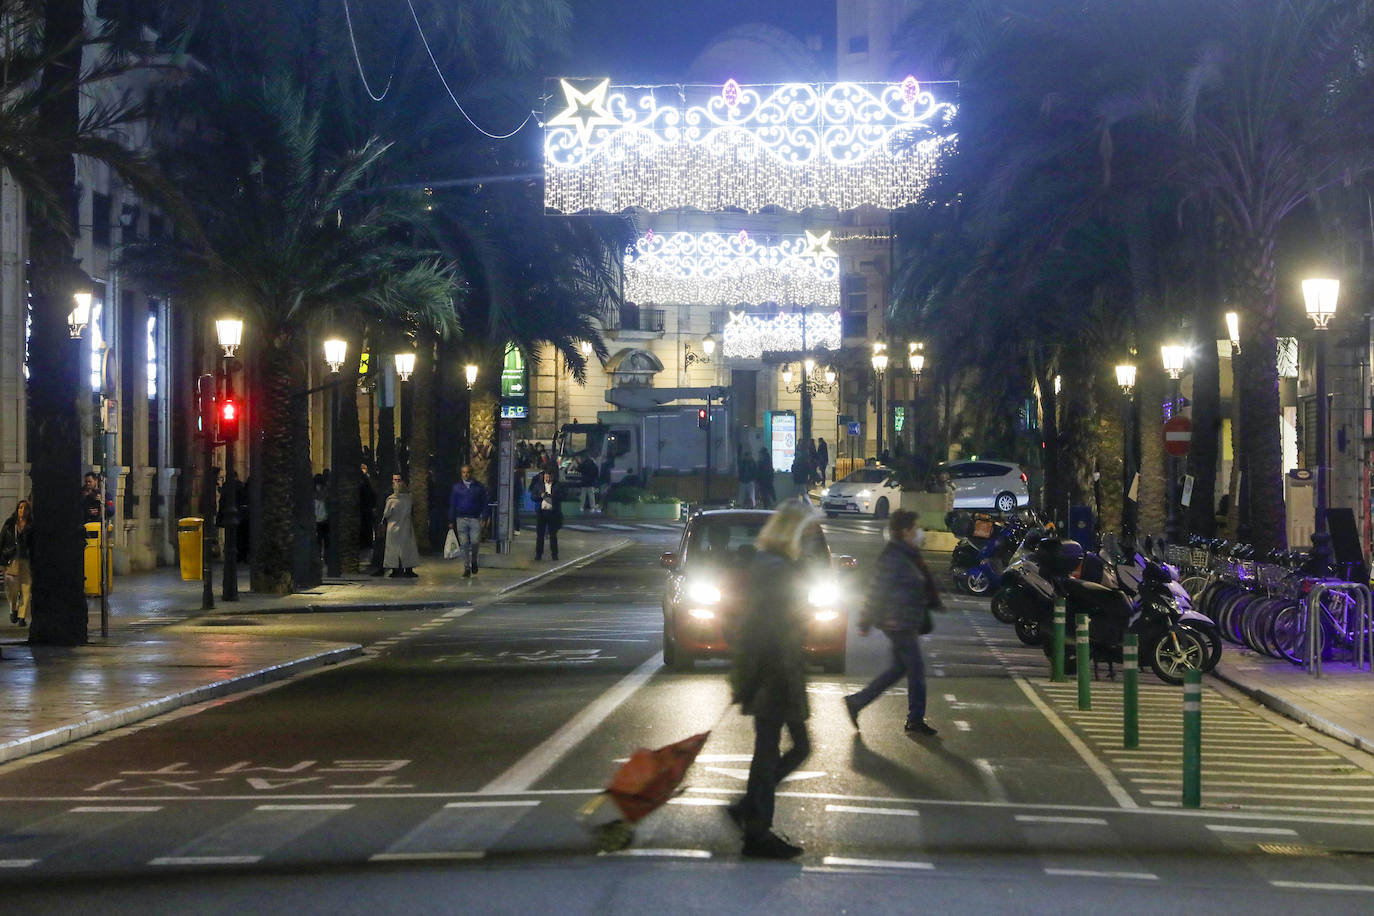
[607, 501, 682, 520]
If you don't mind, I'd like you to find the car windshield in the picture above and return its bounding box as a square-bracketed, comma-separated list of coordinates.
[841, 469, 888, 484]
[687, 519, 829, 569]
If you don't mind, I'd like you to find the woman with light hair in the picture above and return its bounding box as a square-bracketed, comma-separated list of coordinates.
[727, 500, 820, 859]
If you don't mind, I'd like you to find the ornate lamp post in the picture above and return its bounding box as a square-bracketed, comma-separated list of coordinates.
[323, 337, 347, 578]
[216, 317, 244, 600]
[871, 343, 888, 459]
[1161, 344, 1187, 543]
[1116, 362, 1137, 540]
[1303, 277, 1339, 571]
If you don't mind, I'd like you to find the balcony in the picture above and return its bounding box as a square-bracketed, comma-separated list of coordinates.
[610, 305, 666, 340]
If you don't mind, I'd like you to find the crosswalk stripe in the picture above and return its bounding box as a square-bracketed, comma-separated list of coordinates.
[821, 856, 933, 870]
[1045, 867, 1157, 881]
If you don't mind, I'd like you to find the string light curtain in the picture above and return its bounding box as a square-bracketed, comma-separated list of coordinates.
[624, 228, 840, 308]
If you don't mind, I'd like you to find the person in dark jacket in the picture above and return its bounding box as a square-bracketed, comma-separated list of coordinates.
[727, 500, 819, 859]
[1, 499, 35, 626]
[844, 509, 942, 735]
[756, 447, 775, 507]
[815, 437, 830, 482]
[449, 464, 489, 577]
[529, 470, 565, 561]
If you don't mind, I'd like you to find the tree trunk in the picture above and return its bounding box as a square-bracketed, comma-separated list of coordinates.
[26, 0, 87, 645]
[1234, 237, 1286, 552]
[335, 319, 364, 573]
[1188, 323, 1221, 537]
[409, 335, 435, 553]
[1136, 362, 1168, 540]
[252, 333, 309, 593]
[1030, 348, 1061, 522]
[1059, 347, 1097, 511]
[1094, 373, 1124, 536]
[469, 387, 499, 488]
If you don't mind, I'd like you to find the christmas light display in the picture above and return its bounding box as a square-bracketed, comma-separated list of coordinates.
[624, 229, 840, 307]
[544, 77, 958, 213]
[721, 309, 841, 359]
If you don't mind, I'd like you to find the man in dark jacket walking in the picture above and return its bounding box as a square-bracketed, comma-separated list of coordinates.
[449, 464, 489, 577]
[844, 509, 942, 735]
[529, 470, 564, 561]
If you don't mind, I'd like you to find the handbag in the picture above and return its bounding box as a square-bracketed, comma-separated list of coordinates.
[443, 528, 461, 559]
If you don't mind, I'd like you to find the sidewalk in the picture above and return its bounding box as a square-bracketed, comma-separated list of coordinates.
[0, 527, 630, 765]
[1210, 650, 1374, 755]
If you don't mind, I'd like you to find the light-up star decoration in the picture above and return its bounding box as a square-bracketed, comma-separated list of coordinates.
[543, 77, 958, 213]
[623, 230, 840, 308]
[545, 78, 621, 144]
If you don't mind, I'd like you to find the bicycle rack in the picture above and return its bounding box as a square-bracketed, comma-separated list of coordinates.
[1304, 581, 1374, 677]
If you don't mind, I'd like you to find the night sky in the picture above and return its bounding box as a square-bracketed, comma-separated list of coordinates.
[564, 0, 836, 82]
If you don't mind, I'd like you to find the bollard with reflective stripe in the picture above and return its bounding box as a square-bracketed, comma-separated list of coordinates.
[1182, 668, 1202, 808]
[1052, 598, 1066, 682]
[1076, 614, 1091, 710]
[1123, 633, 1139, 749]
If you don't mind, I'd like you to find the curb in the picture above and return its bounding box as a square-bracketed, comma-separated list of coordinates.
[0, 642, 362, 765]
[1208, 668, 1374, 756]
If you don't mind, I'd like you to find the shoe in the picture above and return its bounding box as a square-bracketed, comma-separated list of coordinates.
[905, 719, 938, 737]
[535, 555, 542, 561]
[725, 800, 748, 832]
[843, 694, 861, 730]
[16, 617, 26, 628]
[9, 611, 16, 624]
[403, 569, 418, 578]
[551, 555, 558, 562]
[741, 831, 803, 859]
[388, 570, 400, 578]
[463, 568, 471, 578]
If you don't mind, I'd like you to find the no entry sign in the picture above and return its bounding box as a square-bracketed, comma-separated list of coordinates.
[1163, 416, 1192, 457]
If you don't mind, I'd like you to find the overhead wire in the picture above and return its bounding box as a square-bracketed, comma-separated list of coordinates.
[341, 0, 394, 101]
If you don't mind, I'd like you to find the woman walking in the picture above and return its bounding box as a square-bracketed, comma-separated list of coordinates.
[844, 509, 941, 735]
[381, 474, 420, 578]
[1, 499, 35, 626]
[728, 500, 819, 859]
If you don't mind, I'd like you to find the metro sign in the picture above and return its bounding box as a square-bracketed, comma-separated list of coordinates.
[1163, 416, 1192, 457]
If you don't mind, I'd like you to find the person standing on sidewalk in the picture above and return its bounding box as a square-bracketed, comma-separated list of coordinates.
[382, 474, 420, 578]
[844, 509, 941, 736]
[1, 499, 34, 626]
[529, 470, 564, 561]
[449, 464, 488, 577]
[756, 447, 775, 507]
[727, 500, 818, 859]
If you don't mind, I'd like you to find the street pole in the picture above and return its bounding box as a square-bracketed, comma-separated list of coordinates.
[1121, 389, 1134, 541]
[327, 379, 341, 578]
[875, 370, 884, 459]
[704, 389, 712, 503]
[201, 416, 215, 612]
[221, 360, 238, 601]
[1313, 328, 1333, 571]
[1166, 375, 1181, 544]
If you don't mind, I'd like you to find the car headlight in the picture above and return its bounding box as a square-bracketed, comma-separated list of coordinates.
[813, 609, 840, 622]
[857, 489, 872, 498]
[808, 582, 840, 608]
[820, 487, 830, 497]
[687, 581, 721, 604]
[688, 608, 716, 620]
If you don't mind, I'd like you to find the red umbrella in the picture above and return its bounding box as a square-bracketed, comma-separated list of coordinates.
[583, 731, 711, 851]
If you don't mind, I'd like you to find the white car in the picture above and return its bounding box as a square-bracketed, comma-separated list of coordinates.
[821, 467, 901, 519]
[942, 459, 1030, 513]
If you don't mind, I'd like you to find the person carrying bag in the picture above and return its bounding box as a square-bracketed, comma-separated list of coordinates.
[843, 509, 941, 736]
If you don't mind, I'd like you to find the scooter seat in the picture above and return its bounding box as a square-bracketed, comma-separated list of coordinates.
[1061, 578, 1131, 621]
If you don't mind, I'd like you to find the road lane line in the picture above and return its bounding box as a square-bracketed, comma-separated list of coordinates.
[825, 804, 920, 816]
[974, 759, 1008, 803]
[603, 848, 711, 859]
[1014, 677, 1136, 809]
[1016, 815, 1108, 826]
[480, 652, 664, 794]
[820, 856, 933, 870]
[1045, 867, 1157, 880]
[444, 800, 539, 809]
[255, 804, 354, 811]
[70, 806, 162, 813]
[0, 859, 39, 868]
[668, 797, 728, 807]
[1207, 824, 1298, 835]
[1271, 881, 1374, 893]
[151, 856, 262, 866]
[371, 851, 484, 862]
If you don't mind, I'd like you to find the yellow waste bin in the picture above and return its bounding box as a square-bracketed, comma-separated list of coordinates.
[178, 517, 204, 581]
[83, 522, 112, 596]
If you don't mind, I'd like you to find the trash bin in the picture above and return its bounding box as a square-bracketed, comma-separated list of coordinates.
[178, 517, 203, 581]
[83, 522, 112, 596]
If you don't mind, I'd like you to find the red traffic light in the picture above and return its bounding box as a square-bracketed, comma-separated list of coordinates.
[218, 397, 240, 441]
[697, 408, 708, 429]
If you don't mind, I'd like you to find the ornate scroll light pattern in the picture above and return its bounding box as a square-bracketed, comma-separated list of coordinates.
[543, 77, 958, 213]
[721, 309, 842, 360]
[624, 229, 840, 307]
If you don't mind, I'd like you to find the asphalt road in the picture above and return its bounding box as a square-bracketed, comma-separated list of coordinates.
[2, 518, 1374, 913]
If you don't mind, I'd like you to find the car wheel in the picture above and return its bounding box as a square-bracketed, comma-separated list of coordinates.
[663, 625, 694, 671]
[995, 491, 1017, 513]
[874, 497, 890, 520]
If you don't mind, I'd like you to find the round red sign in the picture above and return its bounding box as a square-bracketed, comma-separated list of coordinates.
[1163, 416, 1192, 457]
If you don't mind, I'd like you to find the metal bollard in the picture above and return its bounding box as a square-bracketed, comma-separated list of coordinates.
[1076, 614, 1091, 710]
[1123, 632, 1139, 749]
[1052, 597, 1066, 682]
[1182, 668, 1202, 808]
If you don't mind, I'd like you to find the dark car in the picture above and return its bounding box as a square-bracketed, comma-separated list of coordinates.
[659, 509, 852, 673]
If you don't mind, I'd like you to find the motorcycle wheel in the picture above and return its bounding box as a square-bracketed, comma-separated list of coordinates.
[1179, 621, 1222, 672]
[1015, 617, 1042, 646]
[990, 588, 1017, 624]
[966, 568, 992, 594]
[1147, 627, 1206, 685]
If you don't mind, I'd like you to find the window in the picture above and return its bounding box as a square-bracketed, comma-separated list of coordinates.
[848, 35, 869, 54]
[843, 274, 867, 312]
[842, 469, 889, 484]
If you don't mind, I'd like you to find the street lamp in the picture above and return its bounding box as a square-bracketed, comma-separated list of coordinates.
[464, 363, 478, 389]
[871, 343, 888, 459]
[1303, 277, 1339, 571]
[1116, 362, 1137, 540]
[781, 364, 794, 386]
[322, 337, 347, 578]
[580, 339, 593, 357]
[394, 351, 415, 382]
[703, 333, 717, 358]
[216, 317, 245, 600]
[1161, 344, 1187, 543]
[68, 291, 92, 338]
[1225, 312, 1241, 355]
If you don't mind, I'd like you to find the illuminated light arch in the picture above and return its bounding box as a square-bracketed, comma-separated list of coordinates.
[624, 229, 840, 307]
[721, 309, 841, 359]
[543, 77, 958, 213]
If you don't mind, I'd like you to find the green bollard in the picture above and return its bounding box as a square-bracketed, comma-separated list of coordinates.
[1052, 597, 1066, 682]
[1123, 632, 1139, 749]
[1182, 668, 1202, 808]
[1076, 614, 1091, 710]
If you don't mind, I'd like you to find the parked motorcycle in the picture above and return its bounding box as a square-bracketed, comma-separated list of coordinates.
[952, 512, 1041, 595]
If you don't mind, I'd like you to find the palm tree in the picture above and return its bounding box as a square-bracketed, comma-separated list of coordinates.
[122, 72, 456, 593]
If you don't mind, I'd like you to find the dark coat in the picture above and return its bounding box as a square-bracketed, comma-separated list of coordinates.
[0, 514, 33, 565]
[861, 539, 937, 633]
[731, 549, 810, 721]
[530, 476, 565, 530]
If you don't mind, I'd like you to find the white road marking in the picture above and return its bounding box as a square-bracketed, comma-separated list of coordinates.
[480, 653, 663, 794]
[943, 694, 958, 702]
[954, 720, 971, 732]
[1207, 824, 1298, 836]
[603, 848, 711, 859]
[1015, 678, 1136, 808]
[1016, 815, 1108, 826]
[70, 806, 162, 813]
[638, 524, 680, 530]
[703, 766, 826, 782]
[255, 804, 354, 811]
[444, 800, 539, 809]
[821, 856, 933, 870]
[1045, 867, 1157, 881]
[151, 856, 262, 866]
[370, 851, 484, 862]
[668, 797, 728, 807]
[599, 524, 638, 531]
[975, 759, 1008, 803]
[0, 859, 39, 868]
[825, 804, 920, 816]
[1271, 881, 1374, 893]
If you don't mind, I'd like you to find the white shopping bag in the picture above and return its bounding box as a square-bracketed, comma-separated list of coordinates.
[443, 528, 461, 559]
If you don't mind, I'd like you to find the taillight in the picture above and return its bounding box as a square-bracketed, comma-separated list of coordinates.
[1020, 472, 1028, 484]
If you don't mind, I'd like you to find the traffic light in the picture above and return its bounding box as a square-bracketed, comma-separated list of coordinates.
[218, 396, 240, 442]
[697, 408, 708, 429]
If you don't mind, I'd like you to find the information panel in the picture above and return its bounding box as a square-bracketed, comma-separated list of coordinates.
[769, 411, 796, 473]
